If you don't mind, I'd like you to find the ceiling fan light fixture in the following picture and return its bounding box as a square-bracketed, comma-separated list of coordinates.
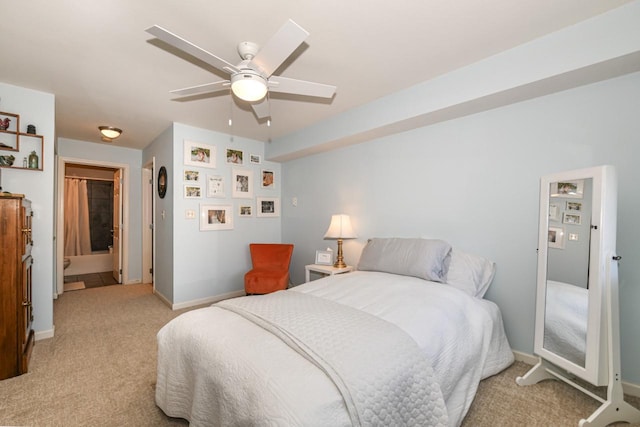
[231, 71, 267, 102]
[99, 126, 122, 142]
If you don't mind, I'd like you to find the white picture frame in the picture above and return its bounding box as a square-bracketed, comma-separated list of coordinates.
[550, 180, 584, 199]
[184, 140, 216, 169]
[249, 154, 261, 164]
[200, 204, 233, 231]
[548, 226, 565, 249]
[184, 170, 200, 182]
[261, 169, 275, 189]
[315, 250, 333, 265]
[206, 175, 225, 198]
[232, 169, 253, 199]
[238, 203, 253, 217]
[184, 184, 202, 199]
[226, 148, 243, 165]
[256, 197, 280, 217]
[566, 201, 582, 211]
[563, 212, 582, 225]
[549, 203, 560, 221]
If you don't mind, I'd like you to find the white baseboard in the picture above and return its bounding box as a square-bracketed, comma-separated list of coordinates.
[35, 326, 55, 341]
[153, 288, 245, 311]
[512, 350, 640, 398]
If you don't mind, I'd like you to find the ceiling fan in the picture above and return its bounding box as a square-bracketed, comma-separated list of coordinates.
[145, 19, 336, 120]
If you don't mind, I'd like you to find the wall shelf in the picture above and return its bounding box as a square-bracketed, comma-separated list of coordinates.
[0, 111, 43, 171]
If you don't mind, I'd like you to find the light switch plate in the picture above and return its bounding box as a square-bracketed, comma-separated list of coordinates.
[185, 209, 196, 219]
[568, 233, 579, 241]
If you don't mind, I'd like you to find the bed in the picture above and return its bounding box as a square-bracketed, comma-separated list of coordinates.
[155, 238, 514, 426]
[543, 279, 588, 366]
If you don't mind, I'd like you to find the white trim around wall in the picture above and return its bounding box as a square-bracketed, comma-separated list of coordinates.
[153, 289, 245, 311]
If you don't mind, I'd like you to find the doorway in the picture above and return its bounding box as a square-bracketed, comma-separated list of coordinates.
[55, 157, 129, 296]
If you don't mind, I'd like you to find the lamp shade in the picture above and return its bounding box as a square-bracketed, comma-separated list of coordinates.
[231, 71, 268, 102]
[324, 214, 357, 239]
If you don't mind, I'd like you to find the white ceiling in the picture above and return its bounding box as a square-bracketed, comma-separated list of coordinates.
[0, 0, 632, 150]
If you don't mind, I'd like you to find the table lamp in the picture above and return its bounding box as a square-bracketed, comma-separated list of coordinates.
[323, 214, 357, 268]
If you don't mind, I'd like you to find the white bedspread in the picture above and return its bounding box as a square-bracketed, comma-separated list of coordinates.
[156, 271, 513, 426]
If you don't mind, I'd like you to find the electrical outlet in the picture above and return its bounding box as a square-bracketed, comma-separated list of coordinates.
[292, 197, 298, 207]
[185, 209, 196, 219]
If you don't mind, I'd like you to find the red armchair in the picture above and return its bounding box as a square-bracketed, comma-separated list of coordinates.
[244, 243, 294, 295]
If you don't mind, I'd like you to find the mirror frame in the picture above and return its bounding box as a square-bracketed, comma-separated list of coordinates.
[534, 165, 617, 386]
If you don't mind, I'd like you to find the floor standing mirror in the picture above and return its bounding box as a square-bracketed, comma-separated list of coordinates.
[516, 165, 640, 426]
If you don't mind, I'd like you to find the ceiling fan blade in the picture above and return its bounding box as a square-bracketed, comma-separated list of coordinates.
[169, 81, 230, 97]
[251, 98, 271, 119]
[268, 76, 336, 98]
[249, 19, 309, 77]
[146, 25, 239, 74]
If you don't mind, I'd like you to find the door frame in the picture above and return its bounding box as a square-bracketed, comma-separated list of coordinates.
[142, 158, 155, 290]
[55, 156, 130, 296]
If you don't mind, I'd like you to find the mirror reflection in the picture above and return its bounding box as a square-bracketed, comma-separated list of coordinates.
[543, 178, 593, 367]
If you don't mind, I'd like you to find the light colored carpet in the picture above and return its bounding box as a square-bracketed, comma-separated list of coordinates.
[63, 281, 85, 291]
[0, 283, 638, 426]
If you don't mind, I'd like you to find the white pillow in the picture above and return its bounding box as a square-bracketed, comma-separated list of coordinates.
[357, 237, 452, 282]
[446, 249, 496, 298]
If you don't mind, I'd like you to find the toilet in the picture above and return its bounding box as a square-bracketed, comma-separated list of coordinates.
[64, 258, 71, 269]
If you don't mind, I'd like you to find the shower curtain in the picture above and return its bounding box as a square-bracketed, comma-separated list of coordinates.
[64, 178, 92, 256]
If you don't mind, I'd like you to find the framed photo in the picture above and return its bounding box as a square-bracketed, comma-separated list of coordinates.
[257, 197, 280, 217]
[261, 169, 275, 189]
[200, 204, 233, 231]
[232, 169, 253, 198]
[549, 203, 560, 221]
[184, 185, 202, 199]
[226, 148, 243, 165]
[238, 203, 253, 217]
[207, 175, 225, 198]
[184, 140, 216, 169]
[315, 250, 333, 266]
[566, 201, 582, 211]
[548, 226, 565, 249]
[550, 180, 584, 199]
[184, 170, 200, 182]
[563, 212, 582, 225]
[249, 154, 261, 164]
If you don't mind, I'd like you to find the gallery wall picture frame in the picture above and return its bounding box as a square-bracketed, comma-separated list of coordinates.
[207, 175, 225, 198]
[226, 148, 243, 165]
[550, 180, 584, 199]
[261, 169, 275, 189]
[232, 168, 253, 199]
[549, 203, 560, 221]
[315, 250, 333, 265]
[184, 170, 200, 182]
[200, 204, 233, 231]
[563, 212, 582, 225]
[256, 197, 280, 217]
[184, 184, 202, 199]
[566, 201, 583, 211]
[238, 203, 253, 217]
[184, 140, 216, 169]
[548, 226, 565, 249]
[249, 154, 261, 165]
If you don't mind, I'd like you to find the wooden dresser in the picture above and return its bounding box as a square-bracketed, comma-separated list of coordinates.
[0, 193, 34, 380]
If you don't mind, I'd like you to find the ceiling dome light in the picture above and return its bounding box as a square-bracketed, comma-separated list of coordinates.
[99, 126, 122, 142]
[231, 71, 267, 102]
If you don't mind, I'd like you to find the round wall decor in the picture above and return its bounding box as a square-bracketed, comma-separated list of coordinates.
[158, 166, 167, 198]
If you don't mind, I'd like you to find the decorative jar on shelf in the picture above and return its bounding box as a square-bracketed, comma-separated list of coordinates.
[28, 151, 39, 169]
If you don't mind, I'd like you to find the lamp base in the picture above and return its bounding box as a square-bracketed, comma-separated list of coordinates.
[333, 238, 347, 268]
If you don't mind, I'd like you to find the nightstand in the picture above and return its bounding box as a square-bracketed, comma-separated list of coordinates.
[305, 264, 353, 282]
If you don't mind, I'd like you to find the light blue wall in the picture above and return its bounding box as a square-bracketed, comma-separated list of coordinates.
[144, 123, 281, 305]
[57, 138, 143, 283]
[142, 126, 175, 301]
[281, 71, 640, 384]
[0, 82, 55, 335]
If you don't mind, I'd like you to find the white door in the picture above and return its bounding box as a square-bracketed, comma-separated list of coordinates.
[112, 169, 123, 283]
